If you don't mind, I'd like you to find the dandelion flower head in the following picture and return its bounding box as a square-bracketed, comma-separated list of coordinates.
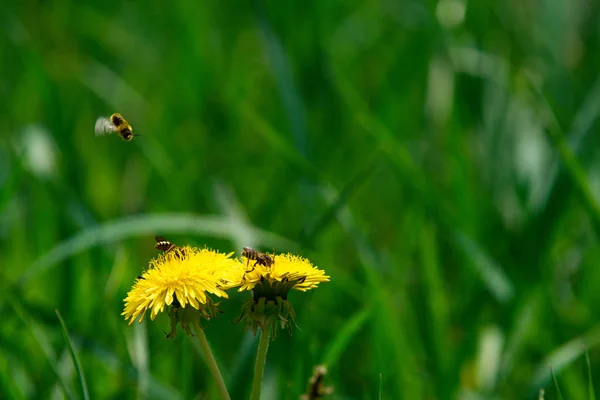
[122, 246, 242, 325]
[234, 252, 329, 337]
[239, 253, 329, 297]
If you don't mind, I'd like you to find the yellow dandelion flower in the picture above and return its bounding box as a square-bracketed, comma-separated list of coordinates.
[238, 253, 329, 296]
[122, 245, 243, 338]
[234, 252, 329, 337]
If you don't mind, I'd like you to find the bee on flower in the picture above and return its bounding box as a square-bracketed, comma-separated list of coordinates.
[241, 246, 274, 272]
[234, 251, 330, 338]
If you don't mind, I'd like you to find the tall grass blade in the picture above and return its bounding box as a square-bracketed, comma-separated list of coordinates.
[550, 365, 564, 400]
[526, 75, 600, 237]
[56, 309, 90, 400]
[531, 326, 600, 393]
[453, 232, 514, 303]
[5, 297, 75, 399]
[304, 154, 379, 244]
[321, 305, 372, 367]
[586, 347, 596, 400]
[255, 5, 307, 156]
[18, 213, 297, 286]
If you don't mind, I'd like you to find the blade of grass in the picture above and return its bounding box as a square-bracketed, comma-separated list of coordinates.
[379, 373, 383, 400]
[531, 325, 600, 394]
[253, 4, 319, 233]
[419, 222, 451, 391]
[586, 347, 596, 400]
[0, 352, 25, 400]
[212, 181, 267, 252]
[567, 75, 600, 150]
[331, 66, 514, 303]
[530, 71, 600, 213]
[254, 3, 307, 157]
[55, 309, 89, 400]
[498, 291, 543, 383]
[88, 331, 179, 399]
[303, 152, 380, 245]
[240, 104, 382, 249]
[453, 232, 514, 303]
[526, 74, 600, 238]
[239, 105, 316, 177]
[79, 60, 149, 116]
[0, 145, 24, 214]
[129, 322, 150, 399]
[5, 297, 75, 400]
[181, 335, 191, 400]
[321, 304, 372, 367]
[329, 65, 431, 204]
[227, 333, 257, 399]
[544, 120, 600, 235]
[550, 365, 565, 400]
[330, 190, 424, 398]
[17, 213, 298, 287]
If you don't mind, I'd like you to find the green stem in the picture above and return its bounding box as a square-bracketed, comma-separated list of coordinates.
[192, 321, 231, 400]
[250, 326, 272, 400]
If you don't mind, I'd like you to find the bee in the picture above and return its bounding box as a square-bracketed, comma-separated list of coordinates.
[155, 236, 178, 252]
[94, 113, 138, 141]
[242, 246, 274, 272]
[154, 236, 186, 258]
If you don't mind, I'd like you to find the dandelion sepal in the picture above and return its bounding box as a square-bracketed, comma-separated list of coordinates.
[235, 296, 298, 339]
[166, 296, 222, 339]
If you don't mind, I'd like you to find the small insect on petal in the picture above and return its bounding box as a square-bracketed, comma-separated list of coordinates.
[154, 236, 186, 258]
[241, 246, 274, 273]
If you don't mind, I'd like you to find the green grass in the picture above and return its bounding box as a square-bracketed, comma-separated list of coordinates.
[56, 309, 90, 400]
[2, 0, 600, 398]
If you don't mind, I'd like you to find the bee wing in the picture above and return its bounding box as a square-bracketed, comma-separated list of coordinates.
[94, 117, 117, 136]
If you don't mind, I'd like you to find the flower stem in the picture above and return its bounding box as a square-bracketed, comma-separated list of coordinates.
[250, 326, 271, 400]
[192, 321, 231, 400]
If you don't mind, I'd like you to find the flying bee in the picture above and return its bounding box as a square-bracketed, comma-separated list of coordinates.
[154, 236, 186, 258]
[242, 246, 274, 272]
[94, 113, 139, 141]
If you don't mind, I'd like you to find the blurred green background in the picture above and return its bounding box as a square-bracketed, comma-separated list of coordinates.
[2, 0, 600, 399]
